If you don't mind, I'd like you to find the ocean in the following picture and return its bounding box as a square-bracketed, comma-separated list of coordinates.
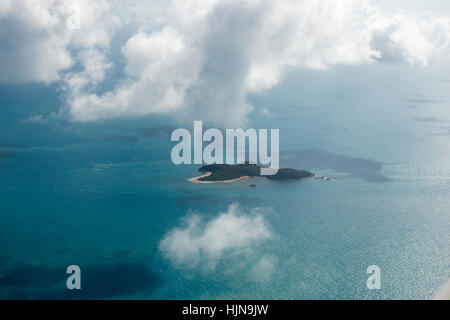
[0, 64, 449, 299]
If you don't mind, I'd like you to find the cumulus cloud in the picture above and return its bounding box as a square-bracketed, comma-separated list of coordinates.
[65, 0, 381, 125]
[0, 0, 117, 84]
[67, 28, 201, 121]
[369, 9, 450, 66]
[65, 0, 450, 126]
[2, 0, 450, 125]
[159, 203, 272, 270]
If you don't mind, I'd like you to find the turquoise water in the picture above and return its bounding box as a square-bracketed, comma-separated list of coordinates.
[0, 65, 449, 299]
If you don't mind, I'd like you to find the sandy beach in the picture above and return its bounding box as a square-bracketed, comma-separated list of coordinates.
[433, 278, 450, 300]
[189, 172, 249, 184]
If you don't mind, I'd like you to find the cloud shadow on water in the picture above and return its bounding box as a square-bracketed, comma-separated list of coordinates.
[105, 135, 139, 143]
[284, 149, 390, 182]
[0, 261, 163, 299]
[425, 125, 450, 136]
[406, 96, 445, 109]
[0, 150, 15, 168]
[406, 98, 443, 104]
[414, 117, 447, 123]
[0, 150, 12, 159]
[142, 126, 175, 139]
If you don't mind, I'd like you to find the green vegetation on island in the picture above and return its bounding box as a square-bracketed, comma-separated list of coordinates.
[196, 163, 314, 182]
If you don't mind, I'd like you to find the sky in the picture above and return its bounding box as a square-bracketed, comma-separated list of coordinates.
[373, 0, 450, 15]
[1, 0, 450, 127]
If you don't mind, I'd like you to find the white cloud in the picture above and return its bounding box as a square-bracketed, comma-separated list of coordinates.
[159, 203, 272, 270]
[66, 28, 202, 121]
[64, 49, 113, 94]
[368, 9, 450, 66]
[2, 1, 450, 125]
[21, 114, 46, 124]
[0, 0, 117, 84]
[65, 0, 450, 126]
[64, 0, 378, 125]
[260, 107, 273, 118]
[0, 0, 71, 84]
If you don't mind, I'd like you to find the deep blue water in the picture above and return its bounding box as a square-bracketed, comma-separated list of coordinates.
[0, 65, 449, 299]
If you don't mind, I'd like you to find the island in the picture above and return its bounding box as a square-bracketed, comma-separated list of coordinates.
[189, 163, 314, 183]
